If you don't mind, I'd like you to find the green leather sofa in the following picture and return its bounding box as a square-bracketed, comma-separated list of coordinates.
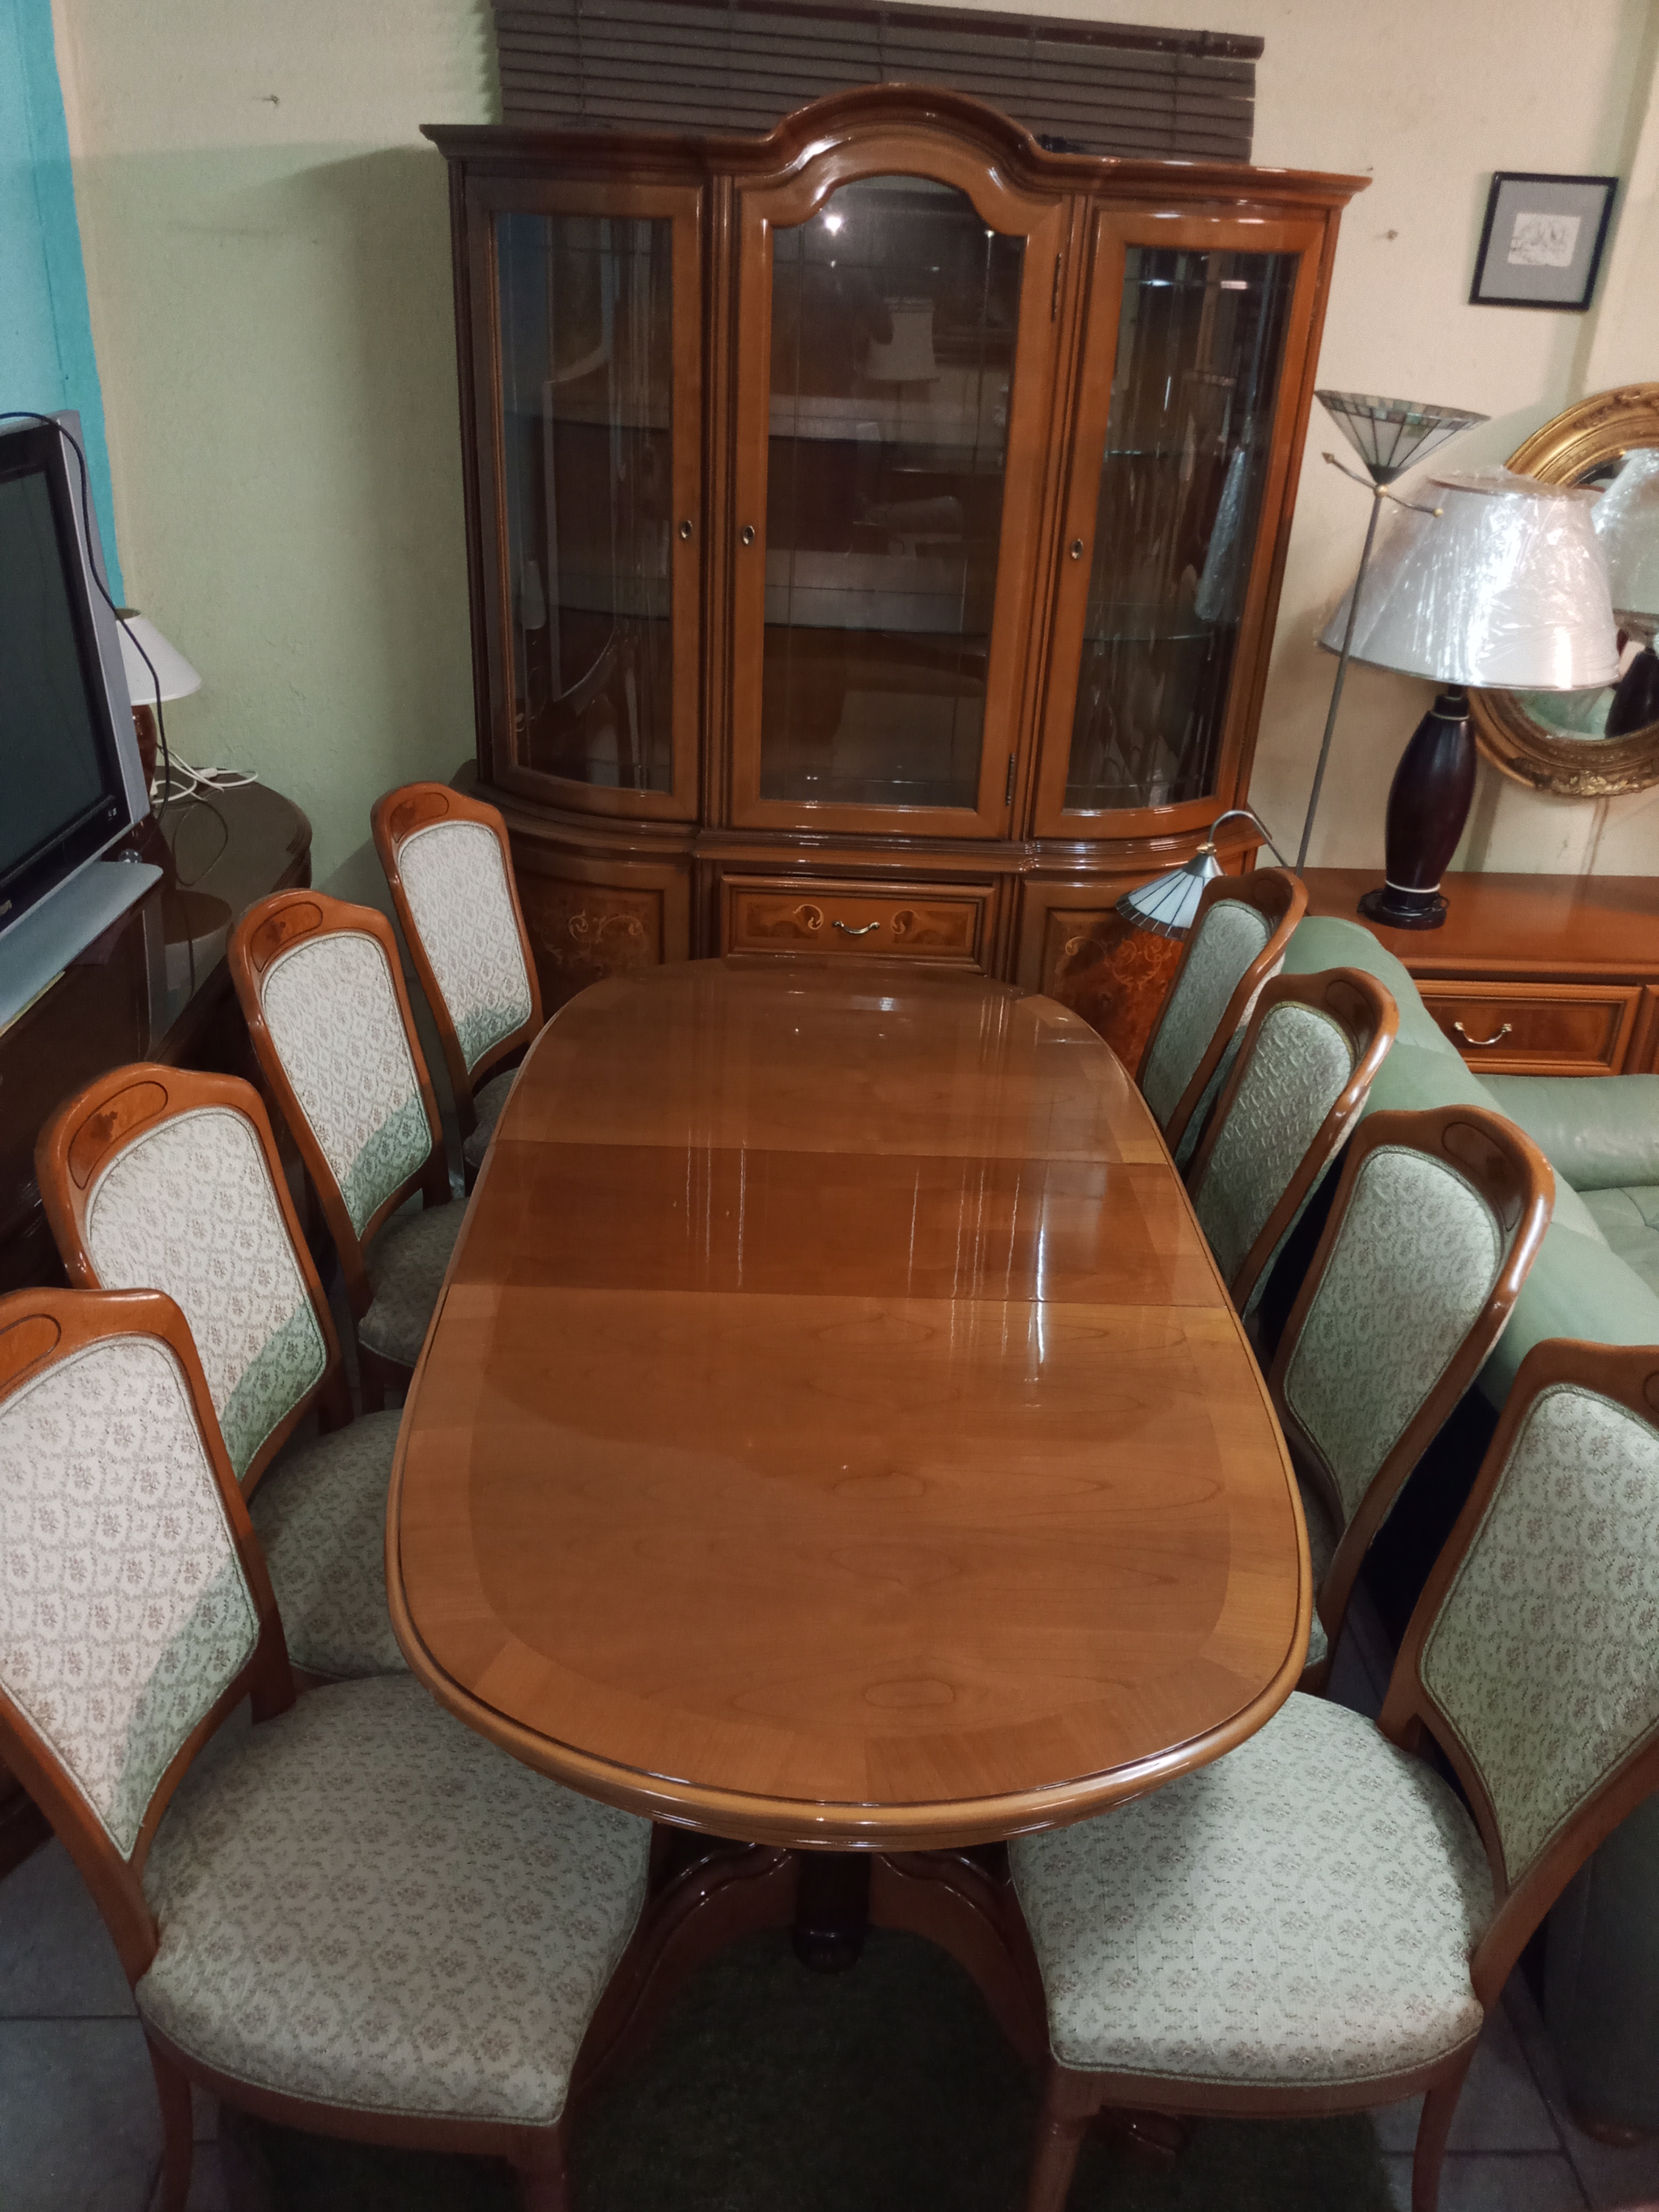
[1281, 914, 1659, 2130]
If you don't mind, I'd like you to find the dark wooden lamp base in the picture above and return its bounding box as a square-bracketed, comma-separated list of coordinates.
[1358, 686, 1476, 933]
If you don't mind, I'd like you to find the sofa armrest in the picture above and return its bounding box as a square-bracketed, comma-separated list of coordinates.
[1480, 1074, 1659, 1193]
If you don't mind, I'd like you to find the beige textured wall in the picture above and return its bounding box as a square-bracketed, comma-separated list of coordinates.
[54, 0, 1659, 882]
[51, 0, 496, 885]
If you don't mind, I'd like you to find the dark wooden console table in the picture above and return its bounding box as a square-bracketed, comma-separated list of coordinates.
[0, 779, 311, 1874]
[1303, 868, 1659, 1078]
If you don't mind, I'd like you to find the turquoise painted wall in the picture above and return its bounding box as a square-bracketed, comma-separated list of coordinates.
[1, 0, 120, 593]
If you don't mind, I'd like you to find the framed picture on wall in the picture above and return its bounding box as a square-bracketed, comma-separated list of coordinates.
[1470, 172, 1618, 311]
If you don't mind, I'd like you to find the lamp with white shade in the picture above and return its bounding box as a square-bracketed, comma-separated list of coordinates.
[1317, 466, 1620, 928]
[115, 610, 201, 790]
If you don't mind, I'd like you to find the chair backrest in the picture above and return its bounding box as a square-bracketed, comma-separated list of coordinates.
[1137, 868, 1308, 1166]
[1186, 967, 1398, 1313]
[36, 1066, 348, 1494]
[228, 891, 446, 1314]
[1382, 1337, 1659, 2007]
[1270, 1104, 1553, 1660]
[370, 783, 541, 1133]
[0, 1287, 290, 1979]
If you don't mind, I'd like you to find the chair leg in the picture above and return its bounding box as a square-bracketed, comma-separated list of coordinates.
[514, 2126, 571, 2212]
[144, 2037, 194, 2212]
[1024, 2062, 1096, 2212]
[1412, 2047, 1477, 2212]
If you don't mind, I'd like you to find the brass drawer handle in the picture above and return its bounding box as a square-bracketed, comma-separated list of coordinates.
[1452, 1019, 1513, 1049]
[833, 918, 882, 938]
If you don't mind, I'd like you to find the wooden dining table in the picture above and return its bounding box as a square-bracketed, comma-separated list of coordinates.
[387, 957, 1308, 1990]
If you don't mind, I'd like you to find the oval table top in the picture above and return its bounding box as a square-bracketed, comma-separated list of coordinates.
[387, 959, 1309, 1849]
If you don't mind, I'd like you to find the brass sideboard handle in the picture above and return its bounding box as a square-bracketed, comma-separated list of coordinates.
[740, 524, 757, 547]
[679, 518, 694, 541]
[1452, 1019, 1513, 1048]
[1069, 538, 1085, 560]
[833, 918, 882, 937]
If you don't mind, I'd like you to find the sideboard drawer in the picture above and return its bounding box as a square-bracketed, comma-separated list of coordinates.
[722, 875, 989, 967]
[1419, 980, 1642, 1074]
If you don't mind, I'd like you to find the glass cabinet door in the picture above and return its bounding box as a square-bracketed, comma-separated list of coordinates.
[730, 157, 1066, 837]
[1033, 212, 1326, 837]
[473, 182, 702, 819]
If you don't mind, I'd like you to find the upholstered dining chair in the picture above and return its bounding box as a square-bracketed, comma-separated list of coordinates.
[1010, 1333, 1659, 2212]
[228, 889, 458, 1407]
[371, 782, 543, 1182]
[1137, 867, 1308, 1167]
[0, 1284, 654, 2212]
[1266, 1103, 1553, 1687]
[36, 1063, 405, 1681]
[1185, 967, 1398, 1318]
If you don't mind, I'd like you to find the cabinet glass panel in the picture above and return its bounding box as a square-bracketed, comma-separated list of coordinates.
[1066, 247, 1296, 812]
[761, 177, 1022, 810]
[496, 211, 674, 793]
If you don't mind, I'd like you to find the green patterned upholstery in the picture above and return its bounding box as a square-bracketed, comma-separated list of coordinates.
[359, 1204, 465, 1368]
[1192, 1000, 1355, 1290]
[398, 820, 534, 1077]
[0, 1336, 258, 1857]
[137, 1674, 651, 2127]
[1010, 1694, 1490, 2085]
[82, 1105, 326, 1482]
[259, 932, 433, 1238]
[1284, 1146, 1504, 1528]
[1141, 898, 1273, 1134]
[1299, 1475, 1338, 1669]
[247, 1413, 406, 1678]
[463, 1067, 520, 1174]
[1422, 1381, 1659, 1886]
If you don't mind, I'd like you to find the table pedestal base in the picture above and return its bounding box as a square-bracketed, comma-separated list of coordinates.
[792, 1850, 870, 1972]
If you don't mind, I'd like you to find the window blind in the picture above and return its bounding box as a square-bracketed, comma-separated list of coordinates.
[491, 0, 1259, 164]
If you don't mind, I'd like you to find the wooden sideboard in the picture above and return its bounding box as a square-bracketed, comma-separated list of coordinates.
[0, 779, 312, 1877]
[1303, 869, 1659, 1077]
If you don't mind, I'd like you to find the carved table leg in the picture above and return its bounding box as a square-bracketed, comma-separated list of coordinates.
[791, 1850, 870, 1972]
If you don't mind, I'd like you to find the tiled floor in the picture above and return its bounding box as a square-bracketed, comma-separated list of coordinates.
[5, 1493, 1658, 2212]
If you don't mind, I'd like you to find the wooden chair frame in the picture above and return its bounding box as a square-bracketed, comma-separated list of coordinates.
[34, 1064, 353, 1498]
[0, 1285, 728, 2210]
[371, 781, 543, 1157]
[1270, 1103, 1554, 1693]
[1138, 866, 1308, 1161]
[1020, 1335, 1659, 2212]
[1185, 966, 1400, 1315]
[227, 889, 452, 1404]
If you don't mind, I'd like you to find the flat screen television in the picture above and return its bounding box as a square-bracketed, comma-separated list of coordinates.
[0, 411, 157, 1030]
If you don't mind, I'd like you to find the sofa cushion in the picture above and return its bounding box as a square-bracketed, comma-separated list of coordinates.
[1482, 1221, 1659, 1400]
[1580, 1187, 1659, 1301]
[1482, 1075, 1659, 1195]
[1280, 918, 1448, 1054]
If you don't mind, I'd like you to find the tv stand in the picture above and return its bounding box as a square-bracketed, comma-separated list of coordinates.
[0, 857, 162, 1034]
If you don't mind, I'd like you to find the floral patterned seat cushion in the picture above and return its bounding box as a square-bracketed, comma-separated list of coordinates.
[398, 820, 533, 1076]
[248, 1413, 406, 1679]
[1010, 1694, 1492, 2087]
[138, 1674, 651, 2127]
[463, 1067, 520, 1174]
[359, 1204, 464, 1367]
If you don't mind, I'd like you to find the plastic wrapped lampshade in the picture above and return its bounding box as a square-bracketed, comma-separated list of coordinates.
[1316, 391, 1489, 485]
[1591, 447, 1659, 637]
[117, 611, 202, 704]
[1318, 467, 1620, 691]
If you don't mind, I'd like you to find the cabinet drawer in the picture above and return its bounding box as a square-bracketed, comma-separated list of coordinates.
[722, 876, 988, 967]
[1419, 981, 1641, 1074]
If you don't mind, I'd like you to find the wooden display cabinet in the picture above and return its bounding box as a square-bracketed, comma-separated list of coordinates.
[428, 89, 1364, 1013]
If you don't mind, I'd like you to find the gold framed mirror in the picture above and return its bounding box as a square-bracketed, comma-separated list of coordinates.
[1472, 382, 1659, 797]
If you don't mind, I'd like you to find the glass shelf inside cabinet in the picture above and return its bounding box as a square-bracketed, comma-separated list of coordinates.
[1065, 246, 1296, 814]
[497, 210, 675, 793]
[761, 176, 1022, 811]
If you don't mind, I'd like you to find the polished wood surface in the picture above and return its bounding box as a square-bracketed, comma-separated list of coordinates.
[389, 958, 1308, 1849]
[1303, 868, 1659, 1075]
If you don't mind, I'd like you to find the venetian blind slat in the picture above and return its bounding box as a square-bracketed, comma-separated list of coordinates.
[491, 0, 1258, 162]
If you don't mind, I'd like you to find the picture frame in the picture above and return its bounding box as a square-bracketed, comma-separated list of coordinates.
[1470, 172, 1618, 312]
